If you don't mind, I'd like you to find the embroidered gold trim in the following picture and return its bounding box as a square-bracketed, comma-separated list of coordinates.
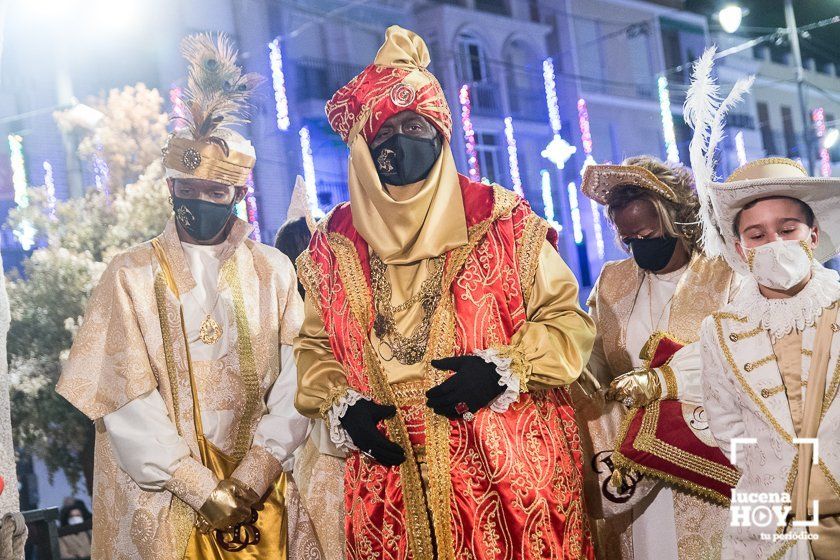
[610, 402, 740, 505]
[818, 460, 840, 502]
[328, 233, 372, 328]
[296, 250, 323, 317]
[153, 272, 197, 547]
[611, 450, 733, 506]
[801, 348, 813, 357]
[776, 458, 799, 537]
[319, 385, 352, 421]
[713, 313, 794, 445]
[327, 233, 434, 559]
[744, 355, 777, 372]
[767, 540, 797, 560]
[659, 364, 678, 400]
[222, 256, 262, 461]
[391, 380, 429, 405]
[729, 324, 763, 342]
[821, 337, 840, 420]
[517, 212, 548, 304]
[635, 402, 740, 485]
[425, 292, 456, 560]
[363, 344, 434, 559]
[154, 273, 184, 435]
[639, 330, 692, 363]
[760, 381, 807, 399]
[492, 343, 532, 391]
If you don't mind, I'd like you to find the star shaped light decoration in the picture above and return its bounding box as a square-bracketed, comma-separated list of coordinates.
[541, 134, 577, 169]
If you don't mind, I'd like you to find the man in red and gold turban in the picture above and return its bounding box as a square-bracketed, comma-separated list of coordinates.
[295, 25, 596, 559]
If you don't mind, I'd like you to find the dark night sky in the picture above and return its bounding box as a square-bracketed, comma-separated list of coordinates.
[685, 0, 840, 64]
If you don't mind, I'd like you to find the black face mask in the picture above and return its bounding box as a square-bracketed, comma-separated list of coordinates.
[370, 133, 442, 186]
[173, 195, 235, 241]
[628, 236, 678, 272]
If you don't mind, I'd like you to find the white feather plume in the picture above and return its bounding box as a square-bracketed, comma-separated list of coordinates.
[683, 46, 754, 258]
[706, 75, 755, 170]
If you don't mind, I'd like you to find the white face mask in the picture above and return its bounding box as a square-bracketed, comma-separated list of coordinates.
[68, 516, 84, 526]
[745, 239, 814, 291]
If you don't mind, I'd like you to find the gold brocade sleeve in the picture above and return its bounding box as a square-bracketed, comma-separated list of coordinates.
[293, 296, 349, 419]
[57, 251, 158, 420]
[504, 240, 596, 390]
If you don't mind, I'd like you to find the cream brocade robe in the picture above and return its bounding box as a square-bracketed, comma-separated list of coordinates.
[57, 219, 306, 560]
[586, 253, 736, 560]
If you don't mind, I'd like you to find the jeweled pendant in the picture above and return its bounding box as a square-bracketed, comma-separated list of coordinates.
[199, 315, 223, 344]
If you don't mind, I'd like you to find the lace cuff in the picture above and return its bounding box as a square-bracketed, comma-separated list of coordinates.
[326, 388, 367, 452]
[489, 344, 532, 391]
[474, 348, 521, 413]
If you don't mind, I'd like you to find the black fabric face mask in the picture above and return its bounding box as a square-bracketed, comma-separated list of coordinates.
[173, 195, 235, 241]
[370, 133, 442, 186]
[628, 236, 678, 272]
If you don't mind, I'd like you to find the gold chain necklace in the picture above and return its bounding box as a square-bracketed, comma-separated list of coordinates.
[370, 252, 445, 365]
[647, 273, 676, 332]
[183, 246, 224, 345]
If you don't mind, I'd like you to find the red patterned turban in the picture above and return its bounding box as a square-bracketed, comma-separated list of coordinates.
[325, 26, 452, 146]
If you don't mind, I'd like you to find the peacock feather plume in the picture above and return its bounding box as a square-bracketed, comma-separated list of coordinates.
[173, 33, 265, 152]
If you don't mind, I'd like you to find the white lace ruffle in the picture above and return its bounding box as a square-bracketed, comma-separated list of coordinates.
[733, 262, 840, 343]
[473, 348, 521, 413]
[327, 388, 367, 452]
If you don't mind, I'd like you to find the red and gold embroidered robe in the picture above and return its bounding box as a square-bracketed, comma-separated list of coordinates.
[295, 178, 596, 560]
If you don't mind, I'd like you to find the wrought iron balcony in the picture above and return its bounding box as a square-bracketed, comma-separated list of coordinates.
[466, 81, 503, 117]
[289, 58, 365, 102]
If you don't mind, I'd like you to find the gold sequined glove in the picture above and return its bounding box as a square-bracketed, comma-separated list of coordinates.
[196, 479, 253, 533]
[605, 368, 662, 408]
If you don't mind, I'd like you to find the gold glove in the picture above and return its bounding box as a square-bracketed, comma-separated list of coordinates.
[196, 479, 254, 533]
[228, 477, 261, 509]
[606, 368, 662, 408]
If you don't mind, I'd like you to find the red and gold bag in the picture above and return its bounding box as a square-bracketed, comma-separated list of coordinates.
[611, 333, 741, 505]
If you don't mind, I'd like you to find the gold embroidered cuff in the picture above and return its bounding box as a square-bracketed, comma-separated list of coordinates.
[656, 364, 678, 400]
[164, 458, 219, 512]
[319, 384, 352, 421]
[492, 344, 532, 393]
[231, 445, 283, 498]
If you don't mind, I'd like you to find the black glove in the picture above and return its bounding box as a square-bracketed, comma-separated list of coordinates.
[427, 355, 504, 419]
[339, 399, 406, 466]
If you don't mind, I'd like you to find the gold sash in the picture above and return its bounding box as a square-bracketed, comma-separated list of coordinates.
[151, 238, 288, 559]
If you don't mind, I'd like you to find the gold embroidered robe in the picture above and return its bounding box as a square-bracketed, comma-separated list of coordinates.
[57, 218, 305, 560]
[586, 252, 736, 560]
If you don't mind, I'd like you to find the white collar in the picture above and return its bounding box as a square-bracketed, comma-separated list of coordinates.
[733, 263, 840, 343]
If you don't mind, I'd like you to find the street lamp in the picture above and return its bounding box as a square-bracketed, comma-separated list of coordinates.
[713, 1, 817, 174]
[718, 5, 745, 34]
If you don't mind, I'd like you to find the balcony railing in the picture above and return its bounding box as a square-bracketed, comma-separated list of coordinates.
[290, 58, 365, 102]
[467, 81, 503, 117]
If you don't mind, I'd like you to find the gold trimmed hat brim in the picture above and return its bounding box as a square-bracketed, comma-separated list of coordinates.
[582, 164, 678, 206]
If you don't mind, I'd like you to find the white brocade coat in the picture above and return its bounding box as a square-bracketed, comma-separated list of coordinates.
[700, 305, 840, 559]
